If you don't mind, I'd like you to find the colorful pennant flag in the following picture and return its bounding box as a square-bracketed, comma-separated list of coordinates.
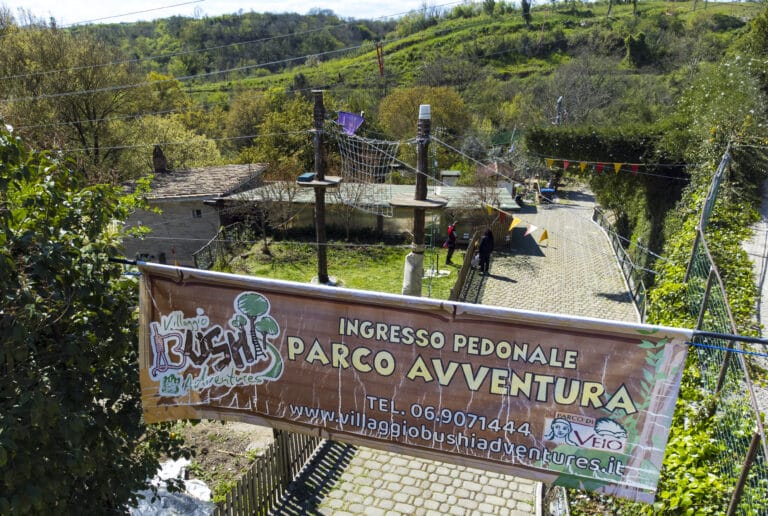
[500, 212, 506, 224]
[546, 158, 554, 169]
[596, 163, 604, 174]
[538, 229, 549, 243]
[631, 164, 639, 175]
[580, 162, 587, 173]
[485, 204, 493, 215]
[614, 162, 622, 174]
[524, 224, 538, 237]
[509, 217, 522, 231]
[563, 160, 569, 170]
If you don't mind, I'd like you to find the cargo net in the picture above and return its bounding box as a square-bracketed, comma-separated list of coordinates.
[335, 131, 400, 217]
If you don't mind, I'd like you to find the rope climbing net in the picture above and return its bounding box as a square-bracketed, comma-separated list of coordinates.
[335, 130, 400, 217]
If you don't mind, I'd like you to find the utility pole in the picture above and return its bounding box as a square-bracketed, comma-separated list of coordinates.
[298, 90, 341, 285]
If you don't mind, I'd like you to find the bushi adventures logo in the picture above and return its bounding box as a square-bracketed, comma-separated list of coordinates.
[148, 291, 284, 396]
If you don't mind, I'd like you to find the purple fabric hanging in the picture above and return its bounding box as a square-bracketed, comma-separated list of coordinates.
[338, 111, 364, 135]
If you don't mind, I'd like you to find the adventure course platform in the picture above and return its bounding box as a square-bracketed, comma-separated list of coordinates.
[270, 186, 639, 515]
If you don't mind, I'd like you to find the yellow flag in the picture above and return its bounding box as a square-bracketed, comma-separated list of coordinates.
[580, 162, 587, 173]
[485, 204, 493, 215]
[509, 217, 522, 231]
[614, 162, 622, 174]
[546, 158, 554, 169]
[538, 229, 549, 243]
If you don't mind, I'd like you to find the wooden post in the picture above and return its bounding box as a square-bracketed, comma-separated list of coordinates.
[401, 105, 431, 296]
[414, 104, 430, 251]
[726, 431, 761, 515]
[313, 90, 329, 285]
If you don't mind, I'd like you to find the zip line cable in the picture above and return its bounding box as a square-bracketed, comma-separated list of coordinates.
[62, 0, 204, 27]
[428, 135, 673, 271]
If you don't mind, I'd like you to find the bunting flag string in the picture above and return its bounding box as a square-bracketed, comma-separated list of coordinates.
[537, 156, 680, 177]
[484, 203, 548, 243]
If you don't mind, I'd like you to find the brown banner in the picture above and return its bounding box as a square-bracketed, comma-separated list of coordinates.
[138, 263, 689, 503]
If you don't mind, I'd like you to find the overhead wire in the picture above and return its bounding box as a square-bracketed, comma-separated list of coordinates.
[62, 0, 205, 27]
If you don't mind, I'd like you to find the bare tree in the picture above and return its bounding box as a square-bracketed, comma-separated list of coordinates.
[236, 180, 304, 255]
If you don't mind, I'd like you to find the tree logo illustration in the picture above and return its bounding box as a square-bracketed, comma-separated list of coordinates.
[229, 291, 284, 383]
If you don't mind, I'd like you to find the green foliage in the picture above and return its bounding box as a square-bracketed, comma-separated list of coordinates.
[112, 115, 222, 179]
[624, 32, 651, 67]
[238, 89, 314, 176]
[0, 124, 189, 513]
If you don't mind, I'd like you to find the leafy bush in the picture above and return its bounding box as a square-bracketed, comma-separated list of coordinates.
[0, 123, 188, 513]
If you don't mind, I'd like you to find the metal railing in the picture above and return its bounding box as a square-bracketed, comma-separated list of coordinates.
[592, 207, 648, 321]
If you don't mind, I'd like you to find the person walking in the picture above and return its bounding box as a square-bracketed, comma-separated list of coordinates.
[478, 228, 494, 275]
[445, 221, 458, 265]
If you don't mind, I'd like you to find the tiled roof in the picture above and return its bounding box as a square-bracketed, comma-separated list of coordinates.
[227, 182, 521, 211]
[131, 164, 267, 200]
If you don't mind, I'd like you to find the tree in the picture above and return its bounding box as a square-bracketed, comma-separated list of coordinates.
[0, 123, 187, 513]
[378, 86, 470, 142]
[112, 115, 222, 179]
[239, 89, 315, 172]
[0, 22, 142, 183]
[521, 0, 531, 26]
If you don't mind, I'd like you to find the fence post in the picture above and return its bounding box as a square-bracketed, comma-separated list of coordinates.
[726, 430, 761, 516]
[695, 267, 715, 330]
[684, 228, 702, 284]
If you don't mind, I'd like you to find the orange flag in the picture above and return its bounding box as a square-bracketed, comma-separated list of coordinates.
[546, 158, 554, 169]
[538, 229, 549, 243]
[614, 162, 622, 174]
[509, 217, 522, 231]
[580, 162, 587, 173]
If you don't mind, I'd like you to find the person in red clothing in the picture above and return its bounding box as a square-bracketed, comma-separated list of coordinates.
[445, 221, 458, 265]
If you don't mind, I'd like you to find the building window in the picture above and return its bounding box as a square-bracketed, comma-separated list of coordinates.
[192, 209, 203, 218]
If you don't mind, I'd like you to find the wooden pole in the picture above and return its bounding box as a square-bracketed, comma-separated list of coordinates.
[414, 104, 430, 250]
[312, 90, 329, 285]
[401, 105, 431, 296]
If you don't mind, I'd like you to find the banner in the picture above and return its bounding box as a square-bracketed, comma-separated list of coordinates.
[138, 263, 689, 503]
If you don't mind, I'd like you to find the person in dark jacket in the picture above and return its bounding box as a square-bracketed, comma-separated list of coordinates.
[445, 221, 458, 265]
[478, 228, 494, 275]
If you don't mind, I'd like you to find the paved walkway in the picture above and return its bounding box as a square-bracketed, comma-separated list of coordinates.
[273, 186, 638, 515]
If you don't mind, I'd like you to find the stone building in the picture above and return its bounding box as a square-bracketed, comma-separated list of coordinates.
[123, 164, 266, 265]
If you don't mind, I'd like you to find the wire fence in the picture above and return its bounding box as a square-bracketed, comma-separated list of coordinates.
[683, 148, 768, 514]
[193, 222, 258, 270]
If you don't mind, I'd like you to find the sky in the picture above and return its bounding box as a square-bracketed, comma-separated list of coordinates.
[3, 0, 441, 25]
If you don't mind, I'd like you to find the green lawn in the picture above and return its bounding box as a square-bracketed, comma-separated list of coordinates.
[224, 241, 466, 300]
